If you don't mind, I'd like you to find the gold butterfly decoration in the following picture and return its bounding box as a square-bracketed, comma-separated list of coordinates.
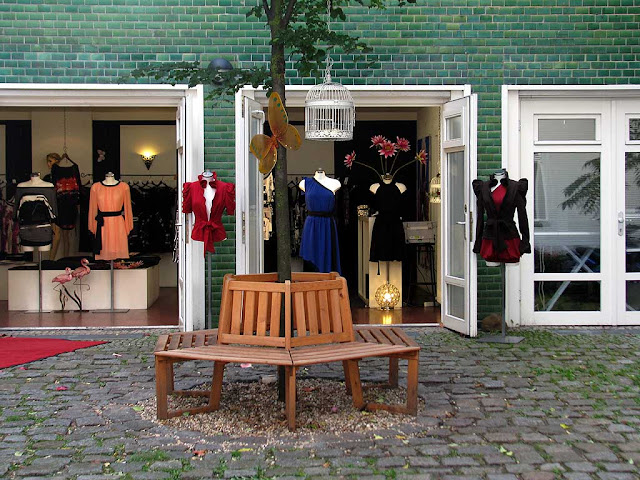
[249, 93, 302, 174]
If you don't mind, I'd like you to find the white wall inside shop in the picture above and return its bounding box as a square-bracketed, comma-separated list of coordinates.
[417, 106, 442, 304]
[120, 125, 176, 177]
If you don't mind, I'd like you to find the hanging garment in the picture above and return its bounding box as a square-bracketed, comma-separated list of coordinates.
[182, 173, 235, 255]
[88, 181, 134, 260]
[472, 173, 531, 263]
[49, 163, 81, 230]
[299, 177, 341, 274]
[14, 186, 58, 247]
[369, 182, 406, 262]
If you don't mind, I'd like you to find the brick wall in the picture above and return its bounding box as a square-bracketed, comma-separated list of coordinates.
[1, 0, 639, 323]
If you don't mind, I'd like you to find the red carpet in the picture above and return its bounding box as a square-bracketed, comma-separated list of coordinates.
[0, 337, 106, 368]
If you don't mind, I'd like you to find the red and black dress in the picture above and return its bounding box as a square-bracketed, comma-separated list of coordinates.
[472, 173, 530, 263]
[49, 163, 81, 230]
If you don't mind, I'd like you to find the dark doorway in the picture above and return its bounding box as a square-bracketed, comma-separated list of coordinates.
[2, 120, 32, 199]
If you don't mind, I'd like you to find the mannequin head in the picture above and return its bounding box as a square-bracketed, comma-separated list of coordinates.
[46, 153, 61, 170]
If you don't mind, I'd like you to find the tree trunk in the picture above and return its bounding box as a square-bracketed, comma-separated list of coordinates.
[269, 1, 292, 401]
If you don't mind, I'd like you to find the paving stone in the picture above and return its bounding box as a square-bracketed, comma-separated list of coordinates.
[149, 459, 183, 471]
[564, 474, 595, 480]
[15, 456, 72, 476]
[487, 475, 519, 480]
[377, 456, 406, 468]
[521, 473, 556, 480]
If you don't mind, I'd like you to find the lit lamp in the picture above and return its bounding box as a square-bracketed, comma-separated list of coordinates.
[375, 282, 401, 310]
[429, 173, 441, 204]
[141, 152, 156, 170]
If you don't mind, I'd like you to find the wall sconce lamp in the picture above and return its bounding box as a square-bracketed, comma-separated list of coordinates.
[141, 152, 156, 170]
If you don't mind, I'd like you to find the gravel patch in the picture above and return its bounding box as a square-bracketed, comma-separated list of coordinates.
[136, 378, 425, 437]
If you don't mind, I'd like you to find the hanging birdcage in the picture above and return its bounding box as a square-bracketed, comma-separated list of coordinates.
[305, 65, 355, 141]
[429, 173, 442, 204]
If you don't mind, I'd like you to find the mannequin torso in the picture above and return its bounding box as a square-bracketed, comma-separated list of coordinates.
[18, 173, 54, 189]
[202, 171, 216, 218]
[299, 171, 341, 193]
[491, 170, 507, 193]
[370, 176, 407, 194]
[102, 172, 119, 186]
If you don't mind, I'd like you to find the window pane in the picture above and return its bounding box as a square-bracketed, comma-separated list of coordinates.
[626, 152, 640, 273]
[535, 281, 600, 311]
[538, 118, 596, 141]
[627, 281, 640, 311]
[446, 115, 462, 141]
[630, 118, 640, 141]
[447, 151, 465, 279]
[534, 152, 601, 274]
[447, 284, 464, 319]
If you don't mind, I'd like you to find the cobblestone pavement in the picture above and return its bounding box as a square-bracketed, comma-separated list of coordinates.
[0, 328, 639, 480]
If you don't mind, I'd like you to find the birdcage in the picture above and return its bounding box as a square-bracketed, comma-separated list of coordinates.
[305, 71, 355, 141]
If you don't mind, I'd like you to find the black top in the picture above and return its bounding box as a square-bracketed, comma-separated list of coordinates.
[14, 185, 58, 225]
[472, 172, 531, 255]
[369, 182, 406, 262]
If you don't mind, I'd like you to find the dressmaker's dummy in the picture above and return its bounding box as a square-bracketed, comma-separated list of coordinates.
[298, 169, 341, 193]
[15, 173, 57, 252]
[368, 173, 406, 263]
[298, 168, 342, 273]
[48, 152, 81, 260]
[181, 170, 235, 255]
[472, 168, 531, 265]
[88, 172, 134, 260]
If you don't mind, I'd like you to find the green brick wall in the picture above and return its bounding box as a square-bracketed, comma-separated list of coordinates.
[1, 0, 639, 323]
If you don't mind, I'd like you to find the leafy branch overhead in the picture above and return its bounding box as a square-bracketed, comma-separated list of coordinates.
[127, 0, 415, 97]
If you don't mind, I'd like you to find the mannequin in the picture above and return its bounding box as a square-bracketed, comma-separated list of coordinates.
[201, 170, 216, 218]
[486, 169, 508, 266]
[369, 173, 407, 195]
[16, 173, 57, 252]
[103, 171, 119, 186]
[298, 168, 341, 273]
[182, 170, 235, 254]
[299, 169, 341, 194]
[47, 152, 81, 260]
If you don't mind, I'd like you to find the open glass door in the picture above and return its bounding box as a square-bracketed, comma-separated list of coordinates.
[236, 96, 265, 274]
[441, 95, 478, 336]
[177, 87, 205, 331]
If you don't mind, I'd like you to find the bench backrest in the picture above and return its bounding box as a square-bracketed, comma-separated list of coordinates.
[217, 272, 354, 350]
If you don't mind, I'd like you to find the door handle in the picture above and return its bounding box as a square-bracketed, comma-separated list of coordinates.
[618, 212, 624, 237]
[456, 221, 466, 225]
[456, 220, 467, 240]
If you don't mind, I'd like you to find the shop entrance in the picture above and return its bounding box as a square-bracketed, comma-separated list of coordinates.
[236, 86, 477, 335]
[0, 85, 205, 331]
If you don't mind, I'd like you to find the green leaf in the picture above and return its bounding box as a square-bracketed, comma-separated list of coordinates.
[132, 406, 144, 412]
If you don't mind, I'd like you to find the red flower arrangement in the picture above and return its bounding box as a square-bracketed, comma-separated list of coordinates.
[344, 135, 426, 181]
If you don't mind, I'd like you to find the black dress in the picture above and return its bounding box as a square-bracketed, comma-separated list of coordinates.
[369, 182, 405, 262]
[49, 163, 81, 230]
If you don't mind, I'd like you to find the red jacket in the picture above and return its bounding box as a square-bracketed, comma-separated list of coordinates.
[182, 174, 235, 254]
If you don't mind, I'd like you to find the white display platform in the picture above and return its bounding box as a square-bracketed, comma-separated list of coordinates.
[8, 264, 160, 311]
[0, 261, 33, 301]
[357, 216, 403, 308]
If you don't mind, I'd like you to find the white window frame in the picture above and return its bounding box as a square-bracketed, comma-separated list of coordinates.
[0, 84, 206, 331]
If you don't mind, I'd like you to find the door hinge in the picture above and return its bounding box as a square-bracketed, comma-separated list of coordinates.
[242, 211, 246, 244]
[241, 97, 245, 118]
[518, 120, 521, 132]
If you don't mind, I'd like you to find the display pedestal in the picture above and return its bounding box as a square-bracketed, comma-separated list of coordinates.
[93, 260, 129, 314]
[9, 263, 159, 311]
[478, 263, 524, 344]
[357, 216, 403, 308]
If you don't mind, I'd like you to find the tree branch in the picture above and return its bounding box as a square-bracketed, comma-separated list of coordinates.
[263, 0, 273, 20]
[283, 0, 297, 27]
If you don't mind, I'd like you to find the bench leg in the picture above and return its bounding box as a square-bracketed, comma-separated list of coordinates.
[155, 356, 170, 420]
[406, 353, 419, 415]
[388, 357, 399, 388]
[343, 361, 351, 394]
[167, 362, 175, 394]
[209, 361, 226, 411]
[285, 366, 296, 432]
[345, 360, 365, 410]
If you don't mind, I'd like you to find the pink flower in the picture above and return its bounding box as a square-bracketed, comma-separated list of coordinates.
[396, 137, 410, 152]
[56, 386, 68, 391]
[378, 141, 397, 159]
[370, 135, 387, 148]
[344, 151, 356, 168]
[416, 149, 427, 164]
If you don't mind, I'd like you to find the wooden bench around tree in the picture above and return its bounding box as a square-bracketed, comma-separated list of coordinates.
[154, 273, 420, 431]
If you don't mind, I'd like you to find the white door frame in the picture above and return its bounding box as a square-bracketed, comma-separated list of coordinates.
[235, 84, 476, 329]
[0, 84, 205, 331]
[502, 85, 640, 327]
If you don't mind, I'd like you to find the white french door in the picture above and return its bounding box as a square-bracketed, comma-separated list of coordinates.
[177, 87, 205, 331]
[616, 100, 640, 325]
[520, 99, 614, 325]
[235, 95, 265, 274]
[441, 95, 478, 336]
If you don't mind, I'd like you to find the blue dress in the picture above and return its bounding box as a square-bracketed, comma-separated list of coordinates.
[299, 177, 341, 274]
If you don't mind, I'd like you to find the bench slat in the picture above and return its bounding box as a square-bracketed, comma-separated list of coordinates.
[269, 291, 282, 337]
[294, 291, 306, 337]
[157, 345, 292, 366]
[390, 328, 419, 347]
[317, 290, 331, 334]
[306, 290, 319, 335]
[329, 289, 342, 334]
[154, 335, 169, 352]
[182, 333, 195, 348]
[168, 334, 182, 351]
[291, 344, 417, 366]
[369, 328, 393, 345]
[230, 290, 243, 335]
[256, 291, 269, 336]
[243, 291, 257, 335]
